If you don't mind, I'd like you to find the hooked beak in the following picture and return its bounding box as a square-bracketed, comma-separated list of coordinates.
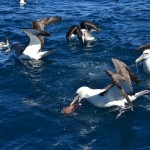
[70, 94, 80, 106]
[135, 54, 144, 63]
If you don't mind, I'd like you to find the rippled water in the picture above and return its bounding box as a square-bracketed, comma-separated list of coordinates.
[0, 0, 150, 149]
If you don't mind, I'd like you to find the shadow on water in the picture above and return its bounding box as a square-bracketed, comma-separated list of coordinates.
[116, 111, 135, 149]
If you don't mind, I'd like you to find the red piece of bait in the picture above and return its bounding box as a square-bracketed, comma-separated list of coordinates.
[62, 103, 81, 114]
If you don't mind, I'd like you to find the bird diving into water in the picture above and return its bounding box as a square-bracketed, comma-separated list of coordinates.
[5, 16, 62, 60]
[63, 58, 150, 114]
[135, 44, 150, 74]
[66, 20, 100, 43]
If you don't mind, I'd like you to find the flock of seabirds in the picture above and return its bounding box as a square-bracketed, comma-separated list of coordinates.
[0, 0, 150, 116]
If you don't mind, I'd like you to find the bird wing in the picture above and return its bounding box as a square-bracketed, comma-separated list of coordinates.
[99, 58, 139, 96]
[32, 16, 62, 30]
[112, 58, 131, 85]
[136, 44, 150, 52]
[122, 61, 140, 83]
[32, 16, 62, 49]
[104, 70, 133, 110]
[80, 20, 100, 32]
[66, 25, 82, 41]
[21, 28, 50, 55]
[116, 82, 133, 111]
[112, 58, 140, 84]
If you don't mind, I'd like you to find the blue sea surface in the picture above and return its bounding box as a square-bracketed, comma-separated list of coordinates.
[0, 0, 150, 149]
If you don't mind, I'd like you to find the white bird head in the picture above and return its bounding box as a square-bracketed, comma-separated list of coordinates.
[135, 49, 150, 63]
[70, 86, 92, 106]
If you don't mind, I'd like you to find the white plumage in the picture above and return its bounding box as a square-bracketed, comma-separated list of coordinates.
[136, 49, 150, 74]
[5, 16, 62, 60]
[73, 86, 149, 109]
[70, 58, 149, 111]
[6, 29, 52, 60]
[19, 0, 27, 5]
[66, 20, 99, 43]
[0, 37, 9, 49]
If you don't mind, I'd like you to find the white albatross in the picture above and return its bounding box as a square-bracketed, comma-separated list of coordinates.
[5, 16, 62, 60]
[66, 20, 100, 43]
[135, 44, 150, 74]
[70, 58, 149, 111]
[0, 37, 9, 49]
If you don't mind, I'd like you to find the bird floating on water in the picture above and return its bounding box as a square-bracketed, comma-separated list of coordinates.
[63, 58, 150, 114]
[5, 16, 62, 60]
[135, 44, 150, 74]
[66, 20, 100, 43]
[0, 37, 9, 49]
[19, 0, 27, 5]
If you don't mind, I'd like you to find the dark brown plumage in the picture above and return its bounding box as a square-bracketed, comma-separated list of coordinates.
[66, 25, 82, 41]
[80, 20, 100, 32]
[136, 44, 150, 52]
[111, 58, 140, 84]
[105, 70, 134, 110]
[102, 58, 140, 110]
[66, 20, 99, 42]
[32, 16, 62, 49]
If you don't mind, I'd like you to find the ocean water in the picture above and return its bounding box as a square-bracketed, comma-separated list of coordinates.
[0, 0, 150, 149]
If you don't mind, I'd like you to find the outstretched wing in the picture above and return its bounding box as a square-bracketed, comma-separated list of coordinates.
[104, 70, 133, 110]
[136, 44, 150, 52]
[32, 16, 62, 49]
[21, 28, 50, 55]
[100, 58, 139, 98]
[112, 58, 140, 84]
[66, 25, 82, 41]
[32, 16, 62, 30]
[80, 20, 100, 32]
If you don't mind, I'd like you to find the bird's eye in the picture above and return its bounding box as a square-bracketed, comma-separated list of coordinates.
[75, 93, 78, 96]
